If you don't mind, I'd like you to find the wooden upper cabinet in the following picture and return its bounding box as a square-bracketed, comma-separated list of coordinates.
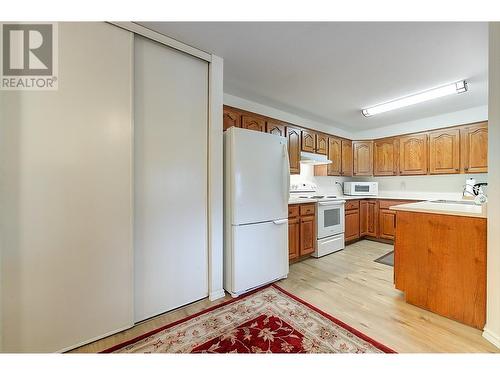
[374, 138, 398, 176]
[316, 133, 328, 155]
[462, 122, 488, 173]
[225, 107, 487, 178]
[301, 129, 316, 152]
[287, 126, 301, 175]
[353, 141, 373, 176]
[241, 115, 265, 132]
[429, 128, 460, 174]
[266, 120, 286, 137]
[223, 107, 241, 131]
[341, 140, 353, 176]
[327, 137, 342, 176]
[399, 134, 428, 175]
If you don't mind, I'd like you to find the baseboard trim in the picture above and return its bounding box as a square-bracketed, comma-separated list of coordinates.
[483, 328, 500, 348]
[58, 323, 134, 353]
[209, 289, 226, 301]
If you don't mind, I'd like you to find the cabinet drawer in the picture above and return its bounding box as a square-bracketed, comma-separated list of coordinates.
[345, 200, 359, 210]
[288, 205, 300, 218]
[300, 204, 316, 216]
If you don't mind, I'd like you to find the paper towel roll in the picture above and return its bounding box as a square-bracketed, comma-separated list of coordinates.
[463, 177, 476, 199]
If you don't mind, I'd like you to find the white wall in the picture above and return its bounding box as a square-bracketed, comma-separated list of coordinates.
[224, 93, 354, 139]
[354, 105, 488, 140]
[228, 95, 489, 200]
[483, 23, 500, 349]
[290, 165, 349, 196]
[292, 165, 487, 199]
[350, 174, 488, 196]
[225, 94, 488, 142]
[208, 56, 225, 301]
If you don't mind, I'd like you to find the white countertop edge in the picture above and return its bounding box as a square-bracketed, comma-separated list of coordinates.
[289, 191, 470, 204]
[390, 201, 487, 219]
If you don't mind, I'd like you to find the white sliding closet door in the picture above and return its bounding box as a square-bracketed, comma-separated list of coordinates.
[0, 23, 134, 352]
[134, 36, 209, 322]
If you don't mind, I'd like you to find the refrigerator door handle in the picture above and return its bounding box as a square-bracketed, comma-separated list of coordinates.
[273, 219, 289, 225]
[283, 143, 290, 208]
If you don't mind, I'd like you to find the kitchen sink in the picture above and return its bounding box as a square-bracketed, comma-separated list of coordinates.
[430, 200, 478, 205]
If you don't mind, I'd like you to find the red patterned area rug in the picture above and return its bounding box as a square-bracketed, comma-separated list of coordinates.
[102, 285, 396, 353]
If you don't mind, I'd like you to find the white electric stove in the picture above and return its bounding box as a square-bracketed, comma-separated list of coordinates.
[290, 183, 346, 257]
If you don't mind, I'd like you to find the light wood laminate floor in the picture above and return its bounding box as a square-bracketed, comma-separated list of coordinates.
[72, 240, 499, 353]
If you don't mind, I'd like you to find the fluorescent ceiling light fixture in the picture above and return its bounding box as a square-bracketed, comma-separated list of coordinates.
[362, 80, 468, 117]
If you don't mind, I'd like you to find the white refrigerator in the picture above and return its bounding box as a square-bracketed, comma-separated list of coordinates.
[224, 127, 290, 297]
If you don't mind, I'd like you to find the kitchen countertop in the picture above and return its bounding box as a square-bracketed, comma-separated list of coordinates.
[288, 192, 487, 218]
[288, 197, 318, 204]
[288, 191, 469, 205]
[390, 200, 487, 219]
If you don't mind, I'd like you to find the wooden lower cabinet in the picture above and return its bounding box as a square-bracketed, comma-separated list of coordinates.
[300, 215, 315, 256]
[345, 202, 360, 242]
[345, 199, 418, 244]
[288, 204, 316, 261]
[395, 210, 486, 329]
[379, 209, 396, 240]
[288, 217, 300, 260]
[360, 200, 378, 237]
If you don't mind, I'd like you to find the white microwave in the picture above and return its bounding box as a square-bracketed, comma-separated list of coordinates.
[343, 182, 378, 196]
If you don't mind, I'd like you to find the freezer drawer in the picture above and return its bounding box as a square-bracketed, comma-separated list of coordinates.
[226, 220, 289, 296]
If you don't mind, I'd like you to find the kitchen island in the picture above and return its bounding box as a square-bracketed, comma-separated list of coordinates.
[391, 201, 487, 329]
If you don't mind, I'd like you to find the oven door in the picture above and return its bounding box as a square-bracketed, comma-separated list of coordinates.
[317, 201, 345, 239]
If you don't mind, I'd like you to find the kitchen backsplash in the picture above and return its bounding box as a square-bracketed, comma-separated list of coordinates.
[290, 165, 348, 196]
[291, 164, 488, 196]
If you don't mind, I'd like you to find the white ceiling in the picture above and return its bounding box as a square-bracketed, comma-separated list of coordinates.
[141, 22, 488, 131]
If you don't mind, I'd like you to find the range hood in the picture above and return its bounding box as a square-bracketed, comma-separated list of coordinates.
[300, 151, 332, 165]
